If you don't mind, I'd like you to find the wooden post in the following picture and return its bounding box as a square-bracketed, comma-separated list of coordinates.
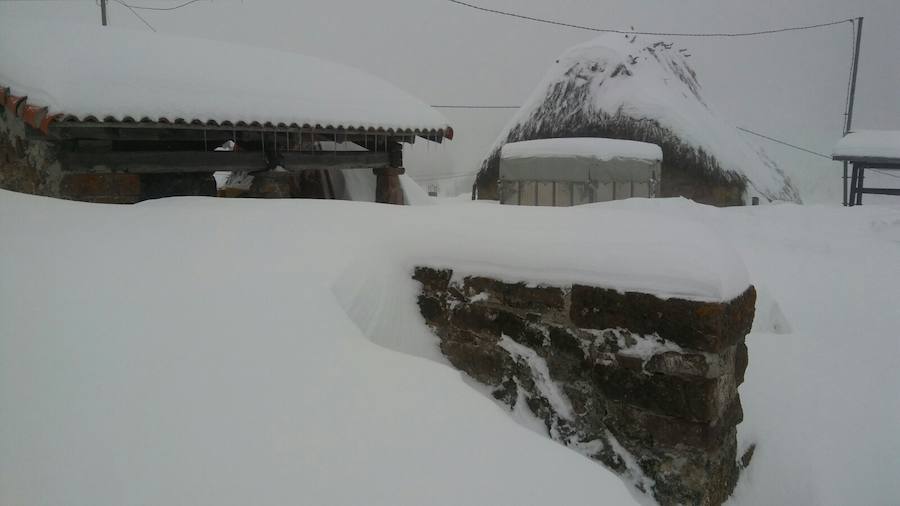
[375, 141, 405, 205]
[100, 0, 108, 26]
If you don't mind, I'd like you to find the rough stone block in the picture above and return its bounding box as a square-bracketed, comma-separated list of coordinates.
[414, 267, 753, 506]
[440, 340, 508, 386]
[607, 398, 743, 451]
[416, 295, 446, 324]
[412, 267, 452, 293]
[463, 276, 565, 312]
[735, 340, 749, 386]
[593, 363, 735, 422]
[645, 351, 709, 377]
[59, 173, 141, 204]
[570, 284, 756, 352]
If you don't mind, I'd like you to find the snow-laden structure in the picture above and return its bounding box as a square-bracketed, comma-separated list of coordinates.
[0, 17, 450, 204]
[475, 36, 801, 206]
[498, 138, 663, 205]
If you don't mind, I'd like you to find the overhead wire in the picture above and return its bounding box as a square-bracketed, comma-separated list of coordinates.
[110, 0, 156, 32]
[736, 127, 832, 159]
[117, 0, 206, 11]
[432, 105, 521, 109]
[445, 0, 854, 38]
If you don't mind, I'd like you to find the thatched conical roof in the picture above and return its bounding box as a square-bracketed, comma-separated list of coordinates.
[476, 35, 800, 205]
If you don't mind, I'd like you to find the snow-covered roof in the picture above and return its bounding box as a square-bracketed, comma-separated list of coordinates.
[833, 130, 900, 163]
[0, 17, 451, 137]
[481, 35, 800, 203]
[501, 138, 662, 162]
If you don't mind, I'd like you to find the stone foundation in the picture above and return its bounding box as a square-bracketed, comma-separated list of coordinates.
[414, 267, 754, 506]
[0, 108, 62, 197]
[1, 108, 215, 203]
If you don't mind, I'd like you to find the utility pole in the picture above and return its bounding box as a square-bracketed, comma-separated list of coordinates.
[842, 16, 863, 206]
[100, 0, 108, 26]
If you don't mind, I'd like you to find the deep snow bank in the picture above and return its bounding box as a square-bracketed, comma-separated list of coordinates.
[3, 190, 897, 506]
[1, 190, 750, 506]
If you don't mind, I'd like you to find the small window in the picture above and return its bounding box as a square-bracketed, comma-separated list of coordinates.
[614, 182, 632, 200]
[573, 183, 592, 205]
[632, 181, 650, 198]
[594, 182, 614, 202]
[555, 182, 573, 207]
[537, 182, 555, 206]
[520, 181, 537, 205]
[499, 180, 519, 205]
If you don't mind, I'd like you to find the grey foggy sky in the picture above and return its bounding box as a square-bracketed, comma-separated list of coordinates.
[3, 0, 898, 200]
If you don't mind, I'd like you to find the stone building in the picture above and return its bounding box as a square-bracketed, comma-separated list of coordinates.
[0, 19, 451, 205]
[474, 36, 800, 206]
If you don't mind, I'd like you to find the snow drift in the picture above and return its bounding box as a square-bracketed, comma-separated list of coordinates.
[1, 190, 899, 505]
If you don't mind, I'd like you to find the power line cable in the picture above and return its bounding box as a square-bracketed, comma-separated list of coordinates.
[119, 0, 206, 11]
[736, 127, 832, 159]
[414, 171, 479, 182]
[445, 0, 854, 38]
[871, 169, 900, 179]
[433, 105, 521, 109]
[110, 0, 156, 31]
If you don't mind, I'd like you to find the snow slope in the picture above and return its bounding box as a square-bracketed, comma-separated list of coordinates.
[0, 189, 751, 506]
[0, 17, 449, 133]
[2, 190, 898, 505]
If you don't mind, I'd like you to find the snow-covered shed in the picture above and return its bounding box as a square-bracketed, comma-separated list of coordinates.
[498, 137, 662, 206]
[833, 130, 900, 206]
[0, 18, 451, 204]
[475, 36, 800, 207]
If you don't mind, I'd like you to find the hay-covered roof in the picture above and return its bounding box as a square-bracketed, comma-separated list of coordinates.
[477, 35, 800, 204]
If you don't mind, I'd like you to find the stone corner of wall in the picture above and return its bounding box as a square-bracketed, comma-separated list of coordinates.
[412, 265, 755, 506]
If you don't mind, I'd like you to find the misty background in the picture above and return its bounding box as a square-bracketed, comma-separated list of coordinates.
[3, 0, 898, 202]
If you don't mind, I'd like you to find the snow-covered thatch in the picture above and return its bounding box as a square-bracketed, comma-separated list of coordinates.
[476, 35, 800, 205]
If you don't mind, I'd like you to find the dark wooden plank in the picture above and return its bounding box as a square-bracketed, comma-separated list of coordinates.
[59, 151, 266, 173]
[278, 151, 391, 171]
[833, 155, 900, 167]
[47, 125, 419, 149]
[49, 122, 436, 143]
[58, 150, 393, 173]
[860, 188, 900, 195]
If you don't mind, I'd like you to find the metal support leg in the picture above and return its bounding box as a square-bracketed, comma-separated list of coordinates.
[843, 161, 849, 206]
[848, 164, 858, 207]
[856, 166, 865, 205]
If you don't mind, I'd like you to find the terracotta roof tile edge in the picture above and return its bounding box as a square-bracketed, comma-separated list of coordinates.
[0, 83, 451, 140]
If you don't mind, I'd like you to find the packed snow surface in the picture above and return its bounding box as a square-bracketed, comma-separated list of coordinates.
[0, 18, 449, 133]
[833, 130, 900, 160]
[501, 138, 662, 162]
[2, 190, 898, 505]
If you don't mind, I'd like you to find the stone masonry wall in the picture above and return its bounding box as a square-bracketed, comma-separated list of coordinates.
[414, 267, 754, 506]
[1, 109, 215, 203]
[0, 108, 63, 198]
